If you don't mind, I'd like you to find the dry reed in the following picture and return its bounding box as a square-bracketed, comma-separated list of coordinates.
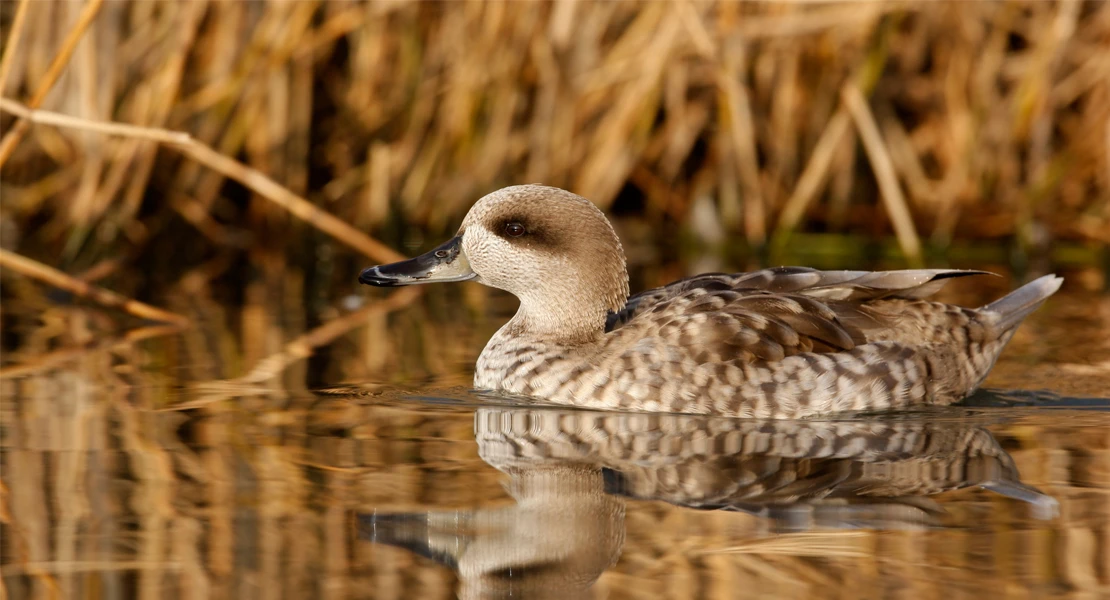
[0, 0, 104, 166]
[0, 247, 188, 325]
[0, 97, 404, 264]
[0, 0, 1106, 290]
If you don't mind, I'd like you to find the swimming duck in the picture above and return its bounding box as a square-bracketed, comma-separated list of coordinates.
[359, 185, 1062, 419]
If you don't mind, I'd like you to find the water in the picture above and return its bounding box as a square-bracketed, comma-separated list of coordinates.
[2, 267, 1108, 599]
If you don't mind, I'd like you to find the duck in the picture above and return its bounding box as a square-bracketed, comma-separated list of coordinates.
[359, 184, 1063, 419]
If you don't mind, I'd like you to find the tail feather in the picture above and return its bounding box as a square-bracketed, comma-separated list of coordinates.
[980, 275, 1063, 335]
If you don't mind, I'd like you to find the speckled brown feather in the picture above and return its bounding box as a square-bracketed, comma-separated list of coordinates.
[476, 267, 1062, 418]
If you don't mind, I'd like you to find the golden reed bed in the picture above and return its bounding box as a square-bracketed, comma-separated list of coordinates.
[1, 1, 1107, 276]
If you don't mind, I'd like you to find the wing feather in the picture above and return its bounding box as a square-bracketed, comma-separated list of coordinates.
[603, 268, 994, 364]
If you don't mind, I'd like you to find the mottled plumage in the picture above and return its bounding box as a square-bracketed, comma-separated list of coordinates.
[360, 185, 1063, 419]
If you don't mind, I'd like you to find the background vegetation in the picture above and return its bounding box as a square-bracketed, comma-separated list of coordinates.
[1, 0, 1108, 302]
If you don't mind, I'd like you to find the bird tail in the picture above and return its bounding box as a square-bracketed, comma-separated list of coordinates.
[979, 274, 1063, 336]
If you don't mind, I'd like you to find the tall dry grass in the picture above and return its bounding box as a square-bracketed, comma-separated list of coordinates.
[0, 0, 1107, 284]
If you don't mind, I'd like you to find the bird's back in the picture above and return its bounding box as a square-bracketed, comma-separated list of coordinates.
[481, 268, 1062, 418]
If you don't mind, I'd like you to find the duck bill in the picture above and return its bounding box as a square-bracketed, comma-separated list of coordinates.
[359, 235, 475, 287]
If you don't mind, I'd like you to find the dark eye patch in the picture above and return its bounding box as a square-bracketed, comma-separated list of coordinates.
[493, 216, 558, 248]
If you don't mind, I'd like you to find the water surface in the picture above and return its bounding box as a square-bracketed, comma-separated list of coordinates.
[2, 266, 1108, 599]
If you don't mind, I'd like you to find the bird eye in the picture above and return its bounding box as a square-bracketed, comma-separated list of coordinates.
[504, 222, 525, 237]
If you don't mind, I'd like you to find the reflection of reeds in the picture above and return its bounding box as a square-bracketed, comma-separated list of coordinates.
[1, 1, 1107, 275]
[5, 390, 1106, 598]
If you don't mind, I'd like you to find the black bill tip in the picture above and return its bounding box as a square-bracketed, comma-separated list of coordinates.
[359, 266, 402, 286]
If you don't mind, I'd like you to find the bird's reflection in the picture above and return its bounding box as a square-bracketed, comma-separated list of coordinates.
[359, 408, 1056, 599]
